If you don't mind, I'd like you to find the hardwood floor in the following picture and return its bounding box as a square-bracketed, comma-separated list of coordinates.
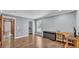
[0, 35, 74, 48]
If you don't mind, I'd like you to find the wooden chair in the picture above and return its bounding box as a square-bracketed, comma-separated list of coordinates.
[64, 36, 79, 48]
[56, 32, 75, 48]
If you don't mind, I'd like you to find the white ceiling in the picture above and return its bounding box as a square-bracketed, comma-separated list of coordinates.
[40, 10, 75, 19]
[1, 10, 75, 19]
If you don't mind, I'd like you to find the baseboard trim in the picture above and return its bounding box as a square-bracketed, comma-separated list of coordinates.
[15, 35, 28, 39]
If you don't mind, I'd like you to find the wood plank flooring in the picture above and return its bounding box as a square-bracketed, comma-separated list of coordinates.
[0, 35, 73, 48]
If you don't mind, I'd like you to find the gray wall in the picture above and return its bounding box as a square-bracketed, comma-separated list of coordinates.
[36, 12, 76, 35]
[2, 14, 33, 39]
[15, 17, 31, 38]
[2, 14, 34, 39]
[76, 10, 79, 35]
[36, 20, 43, 36]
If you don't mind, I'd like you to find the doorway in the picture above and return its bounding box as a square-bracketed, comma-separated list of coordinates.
[29, 21, 33, 35]
[0, 15, 15, 47]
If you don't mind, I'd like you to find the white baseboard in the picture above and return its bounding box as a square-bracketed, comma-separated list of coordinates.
[15, 35, 29, 39]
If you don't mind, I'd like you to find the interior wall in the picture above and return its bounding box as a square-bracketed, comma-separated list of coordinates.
[2, 14, 34, 39]
[32, 20, 35, 35]
[15, 17, 30, 38]
[36, 20, 43, 36]
[76, 10, 79, 35]
[36, 12, 76, 35]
